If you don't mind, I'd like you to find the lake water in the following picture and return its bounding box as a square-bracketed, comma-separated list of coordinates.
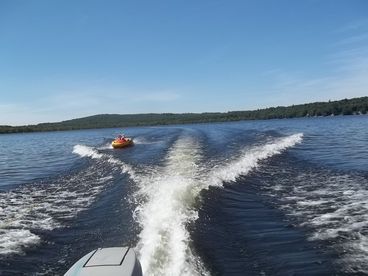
[0, 116, 367, 275]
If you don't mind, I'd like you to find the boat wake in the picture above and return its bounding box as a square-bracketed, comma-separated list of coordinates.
[72, 144, 137, 179]
[133, 133, 303, 275]
[0, 133, 303, 276]
[208, 133, 303, 187]
[134, 136, 207, 276]
[0, 145, 135, 257]
[260, 165, 368, 274]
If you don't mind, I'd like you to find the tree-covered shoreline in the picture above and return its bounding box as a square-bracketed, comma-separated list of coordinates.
[1, 97, 367, 134]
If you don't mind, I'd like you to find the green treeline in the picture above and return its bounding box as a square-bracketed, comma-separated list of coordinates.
[1, 96, 367, 134]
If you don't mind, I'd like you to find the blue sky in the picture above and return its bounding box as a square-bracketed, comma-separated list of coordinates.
[1, 0, 368, 125]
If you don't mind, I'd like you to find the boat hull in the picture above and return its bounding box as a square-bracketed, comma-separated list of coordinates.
[64, 247, 142, 276]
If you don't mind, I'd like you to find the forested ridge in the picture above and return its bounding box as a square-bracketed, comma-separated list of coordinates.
[1, 97, 367, 134]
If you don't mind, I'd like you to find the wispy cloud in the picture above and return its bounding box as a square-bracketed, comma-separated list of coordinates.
[336, 33, 368, 45]
[258, 20, 368, 107]
[334, 19, 368, 33]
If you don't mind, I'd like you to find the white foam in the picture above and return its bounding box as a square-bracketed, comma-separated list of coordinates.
[73, 144, 103, 159]
[135, 137, 207, 276]
[73, 144, 137, 180]
[134, 133, 303, 275]
[0, 182, 89, 256]
[263, 168, 368, 273]
[209, 133, 303, 187]
[297, 200, 330, 206]
[98, 143, 114, 150]
[132, 137, 150, 144]
[0, 229, 40, 255]
[0, 146, 128, 256]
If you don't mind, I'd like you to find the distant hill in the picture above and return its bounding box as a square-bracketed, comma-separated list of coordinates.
[1, 96, 367, 134]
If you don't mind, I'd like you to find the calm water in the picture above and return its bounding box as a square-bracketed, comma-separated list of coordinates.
[0, 116, 367, 275]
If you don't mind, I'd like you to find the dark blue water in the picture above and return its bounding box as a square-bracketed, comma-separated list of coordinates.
[0, 116, 367, 275]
